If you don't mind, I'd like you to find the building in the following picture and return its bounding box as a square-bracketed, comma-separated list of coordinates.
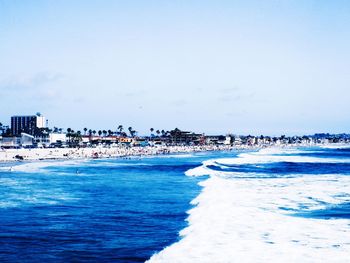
[119, 137, 133, 145]
[0, 133, 33, 148]
[49, 133, 67, 145]
[224, 135, 232, 145]
[11, 113, 46, 136]
[36, 114, 46, 129]
[205, 135, 226, 145]
[21, 133, 34, 147]
[168, 129, 203, 145]
[1, 136, 21, 148]
[232, 135, 242, 145]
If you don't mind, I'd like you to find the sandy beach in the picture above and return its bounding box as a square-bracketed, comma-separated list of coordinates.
[0, 145, 237, 162]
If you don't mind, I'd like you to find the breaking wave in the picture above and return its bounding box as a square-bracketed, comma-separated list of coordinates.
[148, 147, 350, 263]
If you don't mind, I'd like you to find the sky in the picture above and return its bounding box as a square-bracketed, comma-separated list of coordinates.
[0, 0, 350, 136]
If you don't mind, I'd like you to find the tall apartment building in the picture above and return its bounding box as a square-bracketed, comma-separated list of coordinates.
[11, 113, 46, 136]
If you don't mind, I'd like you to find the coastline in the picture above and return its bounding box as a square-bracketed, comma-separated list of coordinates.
[0, 145, 238, 163]
[1, 143, 348, 163]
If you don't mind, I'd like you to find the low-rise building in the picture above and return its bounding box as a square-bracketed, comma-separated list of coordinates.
[119, 137, 133, 145]
[224, 135, 232, 145]
[1, 137, 20, 148]
[232, 136, 242, 145]
[49, 133, 67, 145]
[168, 129, 203, 145]
[206, 135, 226, 145]
[0, 133, 33, 148]
[21, 133, 34, 147]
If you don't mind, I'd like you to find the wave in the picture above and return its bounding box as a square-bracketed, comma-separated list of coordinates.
[0, 176, 77, 208]
[148, 154, 195, 159]
[0, 159, 88, 173]
[320, 144, 350, 149]
[185, 148, 350, 178]
[148, 147, 350, 262]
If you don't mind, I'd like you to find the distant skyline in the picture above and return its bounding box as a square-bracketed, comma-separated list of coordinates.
[1, 0, 350, 136]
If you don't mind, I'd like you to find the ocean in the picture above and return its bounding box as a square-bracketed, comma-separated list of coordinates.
[0, 147, 349, 262]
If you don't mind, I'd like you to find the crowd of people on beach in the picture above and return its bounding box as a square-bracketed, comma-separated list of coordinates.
[0, 145, 236, 162]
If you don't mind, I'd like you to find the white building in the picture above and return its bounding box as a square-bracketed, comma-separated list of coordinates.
[21, 133, 34, 147]
[36, 115, 46, 128]
[0, 133, 33, 148]
[0, 137, 20, 147]
[233, 136, 242, 145]
[224, 135, 232, 145]
[49, 133, 67, 144]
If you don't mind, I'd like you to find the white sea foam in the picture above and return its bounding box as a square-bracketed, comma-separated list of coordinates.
[0, 192, 77, 208]
[320, 144, 350, 149]
[148, 148, 350, 263]
[0, 159, 88, 173]
[0, 176, 77, 208]
[147, 154, 195, 159]
[217, 153, 348, 165]
[185, 148, 350, 178]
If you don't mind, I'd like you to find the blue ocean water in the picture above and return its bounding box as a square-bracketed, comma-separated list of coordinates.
[1, 147, 350, 262]
[0, 151, 235, 262]
[147, 146, 350, 262]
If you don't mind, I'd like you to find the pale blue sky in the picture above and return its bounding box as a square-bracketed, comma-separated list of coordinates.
[0, 0, 349, 135]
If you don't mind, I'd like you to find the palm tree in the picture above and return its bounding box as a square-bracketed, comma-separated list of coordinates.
[108, 129, 112, 136]
[83, 127, 87, 135]
[76, 131, 82, 144]
[67, 128, 72, 134]
[128, 127, 137, 137]
[69, 130, 82, 146]
[92, 130, 96, 136]
[149, 128, 154, 141]
[66, 128, 72, 144]
[88, 129, 92, 136]
[98, 130, 102, 137]
[117, 125, 123, 135]
[156, 130, 160, 137]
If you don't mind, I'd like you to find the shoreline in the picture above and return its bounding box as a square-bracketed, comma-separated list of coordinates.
[1, 143, 348, 163]
[0, 145, 239, 163]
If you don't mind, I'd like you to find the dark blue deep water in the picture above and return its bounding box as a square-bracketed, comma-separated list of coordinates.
[0, 151, 235, 262]
[1, 147, 350, 262]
